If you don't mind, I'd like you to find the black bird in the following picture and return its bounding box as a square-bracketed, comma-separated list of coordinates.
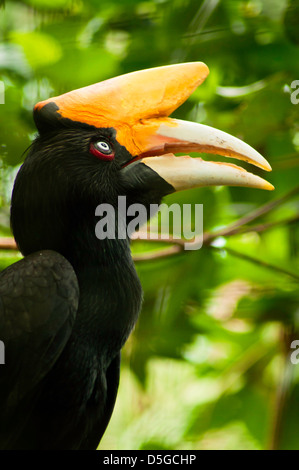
[0, 63, 273, 449]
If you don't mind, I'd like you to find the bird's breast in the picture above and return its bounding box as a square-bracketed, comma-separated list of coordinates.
[73, 254, 143, 360]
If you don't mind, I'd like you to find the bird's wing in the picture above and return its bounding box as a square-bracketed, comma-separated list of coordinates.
[0, 250, 79, 411]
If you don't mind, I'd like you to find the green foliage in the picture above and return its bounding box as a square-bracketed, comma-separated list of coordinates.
[0, 0, 299, 450]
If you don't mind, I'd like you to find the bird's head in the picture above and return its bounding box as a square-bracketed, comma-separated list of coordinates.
[11, 62, 273, 257]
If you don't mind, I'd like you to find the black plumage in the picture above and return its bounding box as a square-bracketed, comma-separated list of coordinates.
[0, 128, 145, 449]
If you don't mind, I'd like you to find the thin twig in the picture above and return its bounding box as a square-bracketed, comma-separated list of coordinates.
[133, 245, 182, 262]
[274, 157, 299, 170]
[133, 213, 299, 246]
[133, 186, 299, 247]
[207, 185, 299, 239]
[204, 214, 299, 241]
[210, 245, 299, 282]
[133, 226, 299, 281]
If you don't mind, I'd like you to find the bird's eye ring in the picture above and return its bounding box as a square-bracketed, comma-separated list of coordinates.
[90, 139, 115, 161]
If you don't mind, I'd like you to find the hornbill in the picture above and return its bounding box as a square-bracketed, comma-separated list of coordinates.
[0, 62, 273, 450]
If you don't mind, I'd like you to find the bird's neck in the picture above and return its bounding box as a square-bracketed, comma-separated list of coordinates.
[62, 206, 143, 361]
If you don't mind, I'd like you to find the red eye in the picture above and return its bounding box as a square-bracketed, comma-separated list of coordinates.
[90, 140, 115, 161]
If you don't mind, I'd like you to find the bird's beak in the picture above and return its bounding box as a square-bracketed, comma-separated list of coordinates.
[34, 62, 273, 193]
[123, 118, 273, 192]
[118, 63, 273, 193]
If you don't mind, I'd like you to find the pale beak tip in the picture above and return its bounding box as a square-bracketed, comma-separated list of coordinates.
[262, 160, 272, 172]
[264, 181, 275, 191]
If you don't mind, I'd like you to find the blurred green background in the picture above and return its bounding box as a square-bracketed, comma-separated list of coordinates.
[0, 0, 299, 450]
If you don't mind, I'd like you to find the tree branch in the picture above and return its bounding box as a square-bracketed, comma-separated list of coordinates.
[0, 237, 17, 250]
